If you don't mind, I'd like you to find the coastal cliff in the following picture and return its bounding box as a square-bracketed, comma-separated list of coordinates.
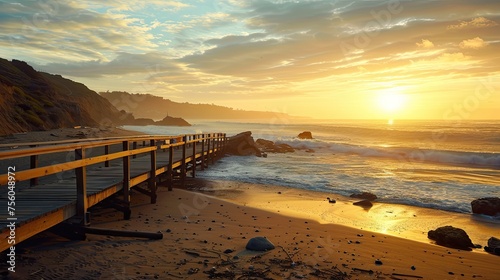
[0, 58, 191, 136]
[0, 58, 128, 135]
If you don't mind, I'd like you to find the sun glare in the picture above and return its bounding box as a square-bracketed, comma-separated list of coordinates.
[377, 89, 407, 113]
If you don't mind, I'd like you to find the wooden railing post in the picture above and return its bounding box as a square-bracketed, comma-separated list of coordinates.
[75, 147, 88, 225]
[217, 134, 221, 159]
[29, 145, 39, 186]
[149, 139, 157, 203]
[224, 133, 227, 154]
[206, 133, 211, 167]
[122, 140, 131, 220]
[192, 135, 197, 178]
[181, 136, 187, 188]
[211, 134, 216, 164]
[104, 144, 110, 167]
[132, 141, 137, 159]
[167, 144, 173, 191]
[201, 134, 205, 171]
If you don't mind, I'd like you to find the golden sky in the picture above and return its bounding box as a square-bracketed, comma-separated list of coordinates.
[1, 0, 499, 119]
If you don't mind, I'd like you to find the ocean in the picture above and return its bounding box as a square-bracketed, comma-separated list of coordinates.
[123, 119, 500, 216]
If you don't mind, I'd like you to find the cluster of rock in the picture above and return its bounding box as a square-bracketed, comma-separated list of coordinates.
[225, 131, 262, 156]
[255, 139, 294, 153]
[426, 196, 500, 255]
[225, 131, 315, 157]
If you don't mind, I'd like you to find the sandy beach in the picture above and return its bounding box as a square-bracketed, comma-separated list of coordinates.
[0, 127, 498, 279]
[0, 178, 497, 279]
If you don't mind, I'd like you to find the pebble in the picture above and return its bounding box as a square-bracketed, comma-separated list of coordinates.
[375, 259, 383, 265]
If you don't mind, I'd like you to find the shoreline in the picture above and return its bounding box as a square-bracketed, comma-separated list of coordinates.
[186, 178, 500, 251]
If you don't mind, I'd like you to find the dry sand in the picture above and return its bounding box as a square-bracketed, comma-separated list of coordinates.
[1, 127, 498, 279]
[4, 179, 498, 279]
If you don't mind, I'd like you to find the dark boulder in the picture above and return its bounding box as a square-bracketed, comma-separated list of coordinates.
[255, 139, 295, 153]
[353, 200, 373, 209]
[226, 131, 261, 157]
[484, 237, 500, 256]
[471, 197, 500, 216]
[350, 192, 378, 201]
[298, 131, 313, 139]
[255, 139, 275, 150]
[275, 143, 294, 153]
[246, 237, 275, 252]
[427, 226, 474, 250]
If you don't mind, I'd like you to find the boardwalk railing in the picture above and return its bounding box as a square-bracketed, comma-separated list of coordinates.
[0, 132, 227, 252]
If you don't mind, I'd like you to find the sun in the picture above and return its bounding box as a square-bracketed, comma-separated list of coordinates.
[377, 89, 408, 113]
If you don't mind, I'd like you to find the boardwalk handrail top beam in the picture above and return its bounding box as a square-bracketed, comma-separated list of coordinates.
[0, 133, 224, 160]
[0, 133, 226, 185]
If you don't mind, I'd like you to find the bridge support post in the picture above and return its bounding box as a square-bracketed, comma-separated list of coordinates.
[104, 145, 110, 167]
[167, 145, 173, 191]
[211, 134, 217, 164]
[206, 134, 211, 167]
[75, 147, 89, 226]
[181, 136, 187, 188]
[192, 135, 197, 178]
[149, 139, 157, 203]
[30, 145, 39, 186]
[122, 141, 131, 220]
[201, 134, 205, 171]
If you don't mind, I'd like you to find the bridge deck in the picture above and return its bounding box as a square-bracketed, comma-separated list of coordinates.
[0, 133, 225, 252]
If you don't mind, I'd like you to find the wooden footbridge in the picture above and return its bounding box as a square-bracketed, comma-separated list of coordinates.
[0, 132, 227, 252]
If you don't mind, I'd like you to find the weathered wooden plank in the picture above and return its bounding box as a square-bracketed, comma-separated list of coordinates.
[0, 203, 76, 252]
[0, 133, 227, 252]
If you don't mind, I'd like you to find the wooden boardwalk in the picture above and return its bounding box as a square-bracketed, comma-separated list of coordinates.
[0, 132, 226, 252]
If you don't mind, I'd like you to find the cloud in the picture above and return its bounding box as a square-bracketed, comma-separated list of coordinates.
[447, 17, 498, 29]
[438, 52, 468, 62]
[164, 12, 234, 34]
[459, 37, 488, 49]
[416, 39, 434, 48]
[37, 53, 180, 78]
[0, 1, 157, 64]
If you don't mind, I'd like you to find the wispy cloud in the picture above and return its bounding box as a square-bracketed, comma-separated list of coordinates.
[447, 16, 498, 30]
[1, 0, 499, 118]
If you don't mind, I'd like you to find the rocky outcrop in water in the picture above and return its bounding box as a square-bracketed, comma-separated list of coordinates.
[255, 139, 294, 153]
[471, 197, 500, 216]
[427, 226, 475, 250]
[226, 131, 262, 157]
[298, 131, 313, 139]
